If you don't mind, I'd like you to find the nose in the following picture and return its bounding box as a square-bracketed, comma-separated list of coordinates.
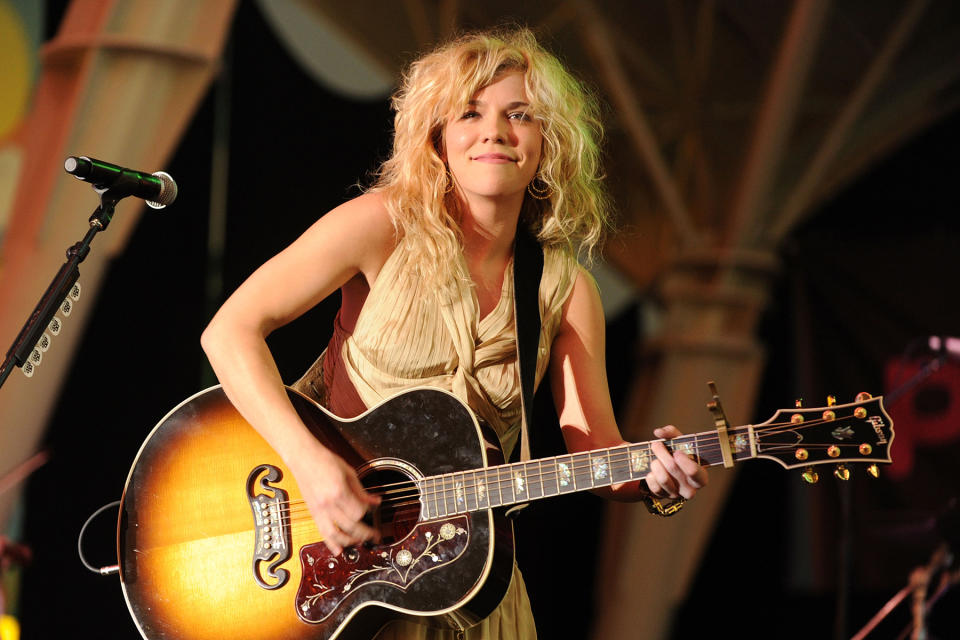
[482, 116, 509, 144]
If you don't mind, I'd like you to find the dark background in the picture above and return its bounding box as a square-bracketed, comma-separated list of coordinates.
[18, 2, 960, 638]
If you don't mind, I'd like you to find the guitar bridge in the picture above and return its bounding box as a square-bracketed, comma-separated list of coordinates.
[247, 464, 292, 590]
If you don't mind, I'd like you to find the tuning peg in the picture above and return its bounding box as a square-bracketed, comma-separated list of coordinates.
[60, 298, 73, 317]
[834, 465, 850, 481]
[36, 332, 52, 352]
[866, 464, 880, 478]
[27, 348, 42, 367]
[69, 282, 81, 301]
[794, 398, 803, 408]
[48, 317, 62, 335]
[827, 395, 837, 407]
[855, 392, 872, 402]
[802, 467, 819, 484]
[21, 360, 35, 378]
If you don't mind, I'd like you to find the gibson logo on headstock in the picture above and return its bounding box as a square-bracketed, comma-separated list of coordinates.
[867, 416, 887, 444]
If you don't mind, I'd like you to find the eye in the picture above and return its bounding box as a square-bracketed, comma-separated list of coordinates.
[459, 110, 481, 120]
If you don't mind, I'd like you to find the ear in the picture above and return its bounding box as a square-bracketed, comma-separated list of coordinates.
[431, 126, 446, 161]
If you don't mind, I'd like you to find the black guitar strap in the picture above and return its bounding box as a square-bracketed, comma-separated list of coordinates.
[511, 223, 544, 467]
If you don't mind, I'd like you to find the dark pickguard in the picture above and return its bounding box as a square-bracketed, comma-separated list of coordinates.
[296, 516, 470, 622]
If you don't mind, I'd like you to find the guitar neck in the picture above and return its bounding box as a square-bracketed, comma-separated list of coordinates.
[418, 425, 755, 519]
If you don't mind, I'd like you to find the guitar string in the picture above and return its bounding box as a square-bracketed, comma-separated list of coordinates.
[276, 413, 865, 504]
[261, 410, 883, 529]
[277, 454, 877, 525]
[277, 444, 872, 523]
[269, 414, 878, 522]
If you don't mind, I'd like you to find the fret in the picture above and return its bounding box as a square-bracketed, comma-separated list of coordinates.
[500, 464, 516, 506]
[475, 469, 489, 509]
[525, 460, 544, 500]
[609, 446, 632, 484]
[431, 475, 442, 516]
[442, 474, 457, 516]
[418, 478, 431, 520]
[556, 455, 574, 494]
[487, 467, 503, 508]
[429, 475, 445, 518]
[453, 472, 466, 514]
[572, 452, 593, 490]
[541, 457, 559, 497]
[464, 470, 479, 512]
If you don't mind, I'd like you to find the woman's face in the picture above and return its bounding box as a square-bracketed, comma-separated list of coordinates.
[442, 71, 543, 206]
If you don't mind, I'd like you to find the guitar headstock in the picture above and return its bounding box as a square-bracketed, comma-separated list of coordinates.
[753, 393, 893, 482]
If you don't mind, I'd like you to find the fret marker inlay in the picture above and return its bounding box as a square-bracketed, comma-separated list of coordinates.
[631, 450, 650, 473]
[592, 457, 608, 480]
[731, 434, 748, 453]
[558, 462, 571, 487]
[514, 472, 525, 495]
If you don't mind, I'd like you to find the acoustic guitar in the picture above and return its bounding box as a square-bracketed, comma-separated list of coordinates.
[117, 385, 893, 639]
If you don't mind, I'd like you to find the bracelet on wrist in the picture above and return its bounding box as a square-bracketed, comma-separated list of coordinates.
[639, 480, 686, 517]
[642, 494, 686, 517]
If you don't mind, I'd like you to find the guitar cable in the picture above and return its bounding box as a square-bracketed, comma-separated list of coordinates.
[77, 500, 120, 575]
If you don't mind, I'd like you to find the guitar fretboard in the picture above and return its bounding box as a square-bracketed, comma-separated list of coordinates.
[418, 426, 756, 519]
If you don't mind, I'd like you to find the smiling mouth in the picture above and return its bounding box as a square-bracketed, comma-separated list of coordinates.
[471, 154, 516, 163]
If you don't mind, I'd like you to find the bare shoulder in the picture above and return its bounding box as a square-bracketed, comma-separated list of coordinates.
[559, 266, 604, 332]
[296, 192, 397, 279]
[313, 191, 395, 248]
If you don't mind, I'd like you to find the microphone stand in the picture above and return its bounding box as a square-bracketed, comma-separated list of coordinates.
[0, 189, 122, 390]
[846, 348, 953, 639]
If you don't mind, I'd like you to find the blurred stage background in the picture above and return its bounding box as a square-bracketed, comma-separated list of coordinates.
[1, 1, 959, 638]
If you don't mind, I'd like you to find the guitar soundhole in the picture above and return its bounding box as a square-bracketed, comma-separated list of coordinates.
[360, 466, 421, 545]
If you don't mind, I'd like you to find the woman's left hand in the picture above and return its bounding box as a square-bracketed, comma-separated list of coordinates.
[645, 425, 708, 500]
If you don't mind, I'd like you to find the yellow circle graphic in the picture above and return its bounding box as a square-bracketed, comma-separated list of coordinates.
[0, 1, 33, 141]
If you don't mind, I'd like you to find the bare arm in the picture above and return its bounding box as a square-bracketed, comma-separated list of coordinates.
[548, 269, 707, 502]
[201, 192, 396, 552]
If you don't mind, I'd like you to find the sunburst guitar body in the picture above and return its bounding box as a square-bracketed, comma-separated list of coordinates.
[118, 386, 513, 640]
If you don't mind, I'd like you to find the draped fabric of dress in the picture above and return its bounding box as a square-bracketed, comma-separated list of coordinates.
[292, 240, 579, 639]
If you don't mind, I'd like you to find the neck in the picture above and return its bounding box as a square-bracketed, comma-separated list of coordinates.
[456, 194, 523, 269]
[417, 425, 757, 519]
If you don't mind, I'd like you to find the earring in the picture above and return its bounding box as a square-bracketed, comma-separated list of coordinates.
[527, 176, 551, 200]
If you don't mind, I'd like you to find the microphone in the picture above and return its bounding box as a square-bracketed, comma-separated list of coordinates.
[64, 156, 177, 209]
[929, 336, 960, 358]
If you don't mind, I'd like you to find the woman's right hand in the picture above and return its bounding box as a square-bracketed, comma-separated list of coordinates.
[289, 440, 382, 555]
[200, 193, 396, 556]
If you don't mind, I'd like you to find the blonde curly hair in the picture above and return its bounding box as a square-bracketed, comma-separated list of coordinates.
[371, 27, 611, 280]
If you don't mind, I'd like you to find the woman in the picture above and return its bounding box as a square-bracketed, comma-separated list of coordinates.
[201, 27, 707, 639]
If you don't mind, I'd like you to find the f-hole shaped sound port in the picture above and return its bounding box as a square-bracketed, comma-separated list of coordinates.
[247, 464, 292, 590]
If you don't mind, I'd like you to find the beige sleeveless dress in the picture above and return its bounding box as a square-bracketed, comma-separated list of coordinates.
[293, 240, 579, 639]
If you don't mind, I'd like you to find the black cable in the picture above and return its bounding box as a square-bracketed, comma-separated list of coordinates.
[77, 500, 120, 575]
